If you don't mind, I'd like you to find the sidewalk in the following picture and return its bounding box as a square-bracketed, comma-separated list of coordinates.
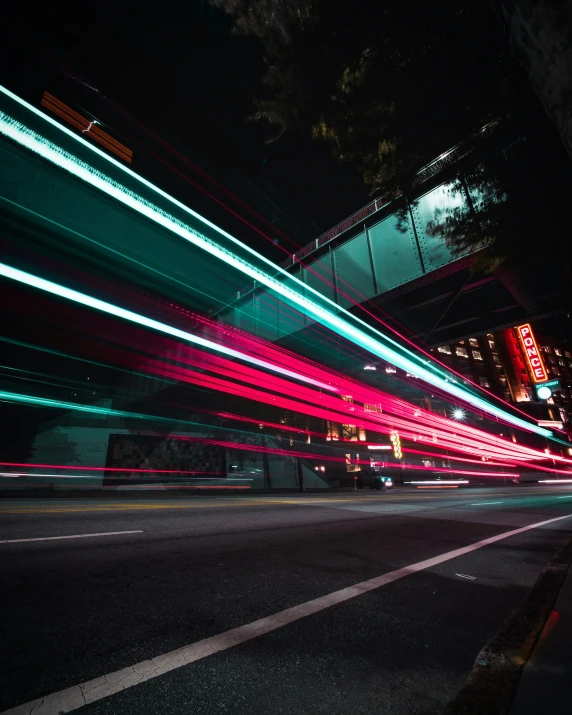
[510, 564, 572, 714]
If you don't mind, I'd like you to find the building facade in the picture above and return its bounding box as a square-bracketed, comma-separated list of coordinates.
[433, 323, 572, 434]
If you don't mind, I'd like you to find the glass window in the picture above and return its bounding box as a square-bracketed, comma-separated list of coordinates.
[479, 377, 490, 388]
[543, 346, 551, 353]
[555, 349, 562, 357]
[456, 347, 468, 358]
[559, 360, 566, 366]
[437, 346, 451, 354]
[472, 350, 483, 360]
[469, 338, 479, 347]
[565, 351, 572, 358]
[345, 454, 360, 473]
[493, 353, 501, 364]
[342, 424, 358, 440]
[488, 340, 495, 349]
[498, 376, 507, 384]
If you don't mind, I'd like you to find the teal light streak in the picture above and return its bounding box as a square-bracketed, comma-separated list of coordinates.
[0, 83, 471, 380]
[0, 390, 164, 421]
[0, 263, 335, 393]
[0, 85, 550, 437]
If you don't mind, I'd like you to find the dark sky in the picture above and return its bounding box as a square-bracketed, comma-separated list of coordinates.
[1, 2, 369, 248]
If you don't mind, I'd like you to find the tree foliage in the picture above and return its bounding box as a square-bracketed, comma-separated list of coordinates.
[210, 0, 518, 192]
[426, 122, 572, 275]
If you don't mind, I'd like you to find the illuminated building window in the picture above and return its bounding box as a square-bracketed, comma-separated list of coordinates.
[493, 353, 501, 364]
[559, 360, 566, 367]
[555, 349, 562, 357]
[565, 351, 572, 358]
[456, 347, 468, 358]
[358, 428, 367, 441]
[479, 377, 490, 388]
[326, 422, 339, 441]
[345, 453, 361, 473]
[553, 367, 561, 376]
[569, 362, 572, 369]
[469, 338, 479, 347]
[342, 424, 358, 441]
[472, 350, 483, 360]
[499, 376, 507, 384]
[438, 346, 451, 354]
[488, 340, 496, 349]
[364, 403, 382, 413]
[543, 346, 551, 353]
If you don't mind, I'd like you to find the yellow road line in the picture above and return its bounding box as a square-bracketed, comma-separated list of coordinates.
[0, 491, 523, 515]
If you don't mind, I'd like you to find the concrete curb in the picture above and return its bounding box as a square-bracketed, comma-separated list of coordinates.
[444, 536, 572, 714]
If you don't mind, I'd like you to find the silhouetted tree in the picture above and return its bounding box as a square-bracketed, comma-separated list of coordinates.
[211, 0, 518, 191]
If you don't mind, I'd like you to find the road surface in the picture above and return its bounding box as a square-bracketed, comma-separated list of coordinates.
[1, 486, 571, 714]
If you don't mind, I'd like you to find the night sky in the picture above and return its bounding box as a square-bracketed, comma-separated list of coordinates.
[1, 2, 368, 243]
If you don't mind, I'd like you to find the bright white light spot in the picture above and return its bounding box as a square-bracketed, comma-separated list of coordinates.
[537, 386, 552, 400]
[453, 409, 465, 420]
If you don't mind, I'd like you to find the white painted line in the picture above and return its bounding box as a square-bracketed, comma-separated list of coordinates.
[455, 573, 477, 580]
[557, 496, 572, 499]
[3, 512, 571, 715]
[471, 501, 503, 506]
[0, 530, 143, 545]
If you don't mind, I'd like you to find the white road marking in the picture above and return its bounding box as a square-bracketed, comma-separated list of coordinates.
[0, 530, 143, 545]
[2, 512, 571, 715]
[455, 573, 477, 580]
[471, 501, 503, 506]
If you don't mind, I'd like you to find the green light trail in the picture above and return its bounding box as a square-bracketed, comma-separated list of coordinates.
[0, 85, 551, 437]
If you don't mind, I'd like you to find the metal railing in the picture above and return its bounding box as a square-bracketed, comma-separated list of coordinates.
[279, 118, 500, 269]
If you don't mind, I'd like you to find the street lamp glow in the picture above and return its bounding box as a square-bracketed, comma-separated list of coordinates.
[453, 409, 465, 421]
[537, 386, 552, 400]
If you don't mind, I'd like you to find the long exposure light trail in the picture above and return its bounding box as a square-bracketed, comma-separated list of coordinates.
[142, 359, 558, 466]
[0, 263, 336, 393]
[0, 262, 526, 463]
[0, 86, 551, 437]
[143, 348, 560, 465]
[5, 272, 552, 467]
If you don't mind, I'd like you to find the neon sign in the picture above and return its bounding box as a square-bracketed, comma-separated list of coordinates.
[390, 430, 402, 459]
[517, 324, 547, 383]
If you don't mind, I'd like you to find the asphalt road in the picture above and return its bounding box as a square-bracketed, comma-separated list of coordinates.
[1, 486, 572, 715]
